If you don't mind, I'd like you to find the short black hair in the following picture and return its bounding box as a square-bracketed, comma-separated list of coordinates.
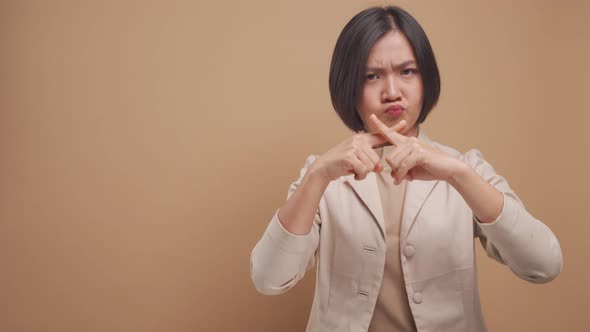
[329, 6, 440, 132]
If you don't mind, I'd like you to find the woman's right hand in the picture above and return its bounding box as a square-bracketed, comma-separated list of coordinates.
[310, 120, 407, 182]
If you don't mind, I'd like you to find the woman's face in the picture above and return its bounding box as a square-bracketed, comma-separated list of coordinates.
[357, 30, 424, 137]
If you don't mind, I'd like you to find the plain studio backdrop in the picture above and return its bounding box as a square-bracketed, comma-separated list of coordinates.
[1, 0, 589, 331]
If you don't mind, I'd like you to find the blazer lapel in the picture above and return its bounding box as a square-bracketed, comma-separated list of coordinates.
[341, 128, 440, 241]
[401, 129, 439, 240]
[343, 172, 386, 240]
[400, 179, 437, 241]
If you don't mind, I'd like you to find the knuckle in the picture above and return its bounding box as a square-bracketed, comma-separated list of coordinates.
[347, 149, 356, 157]
[342, 159, 352, 169]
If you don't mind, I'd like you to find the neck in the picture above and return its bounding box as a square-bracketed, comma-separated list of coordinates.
[405, 125, 419, 138]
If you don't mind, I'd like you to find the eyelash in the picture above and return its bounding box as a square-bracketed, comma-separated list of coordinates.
[401, 68, 417, 75]
[366, 68, 418, 80]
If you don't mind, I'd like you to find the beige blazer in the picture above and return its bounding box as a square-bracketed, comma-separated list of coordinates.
[250, 130, 562, 332]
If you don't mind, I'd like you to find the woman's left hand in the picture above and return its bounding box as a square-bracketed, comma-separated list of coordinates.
[369, 114, 468, 185]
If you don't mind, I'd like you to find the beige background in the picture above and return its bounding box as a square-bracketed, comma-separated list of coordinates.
[1, 0, 589, 331]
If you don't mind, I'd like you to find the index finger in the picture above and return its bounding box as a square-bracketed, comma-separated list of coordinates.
[369, 114, 407, 146]
[365, 118, 407, 148]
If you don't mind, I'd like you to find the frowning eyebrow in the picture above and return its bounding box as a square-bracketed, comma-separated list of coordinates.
[366, 60, 417, 72]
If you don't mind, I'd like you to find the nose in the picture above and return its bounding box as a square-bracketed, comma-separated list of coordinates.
[382, 76, 401, 102]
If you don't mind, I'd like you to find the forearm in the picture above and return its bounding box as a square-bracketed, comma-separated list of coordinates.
[448, 161, 504, 223]
[278, 165, 330, 235]
[448, 149, 562, 282]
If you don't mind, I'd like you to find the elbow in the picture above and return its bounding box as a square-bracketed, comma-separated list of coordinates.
[537, 239, 564, 283]
[252, 278, 289, 296]
[250, 269, 281, 296]
[521, 250, 563, 284]
[252, 279, 278, 296]
[523, 265, 561, 284]
[250, 256, 293, 296]
[250, 270, 294, 296]
[538, 253, 563, 284]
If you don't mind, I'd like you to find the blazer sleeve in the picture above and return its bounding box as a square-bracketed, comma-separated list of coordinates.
[250, 155, 322, 295]
[465, 149, 563, 284]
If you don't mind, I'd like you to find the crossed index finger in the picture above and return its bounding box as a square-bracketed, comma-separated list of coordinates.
[369, 114, 407, 146]
[366, 118, 407, 148]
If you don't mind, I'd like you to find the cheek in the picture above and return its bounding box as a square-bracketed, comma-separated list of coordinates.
[361, 86, 370, 100]
[361, 86, 379, 106]
[404, 84, 423, 109]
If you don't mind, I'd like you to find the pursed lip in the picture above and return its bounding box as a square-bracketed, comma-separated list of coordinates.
[385, 104, 405, 112]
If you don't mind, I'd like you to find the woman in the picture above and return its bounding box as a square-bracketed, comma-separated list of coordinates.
[250, 6, 562, 332]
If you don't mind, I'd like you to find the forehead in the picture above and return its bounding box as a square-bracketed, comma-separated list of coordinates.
[366, 30, 416, 66]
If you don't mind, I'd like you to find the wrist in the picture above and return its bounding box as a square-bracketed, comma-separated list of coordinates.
[306, 163, 332, 187]
[448, 160, 472, 189]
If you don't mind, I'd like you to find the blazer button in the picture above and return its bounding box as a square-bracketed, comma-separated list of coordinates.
[404, 245, 415, 258]
[413, 292, 423, 304]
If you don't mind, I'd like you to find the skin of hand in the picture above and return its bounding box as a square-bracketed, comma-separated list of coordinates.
[369, 114, 467, 185]
[369, 114, 503, 223]
[309, 120, 408, 183]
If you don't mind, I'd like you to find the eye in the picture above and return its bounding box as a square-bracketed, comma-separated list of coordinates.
[401, 68, 417, 76]
[366, 73, 378, 80]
